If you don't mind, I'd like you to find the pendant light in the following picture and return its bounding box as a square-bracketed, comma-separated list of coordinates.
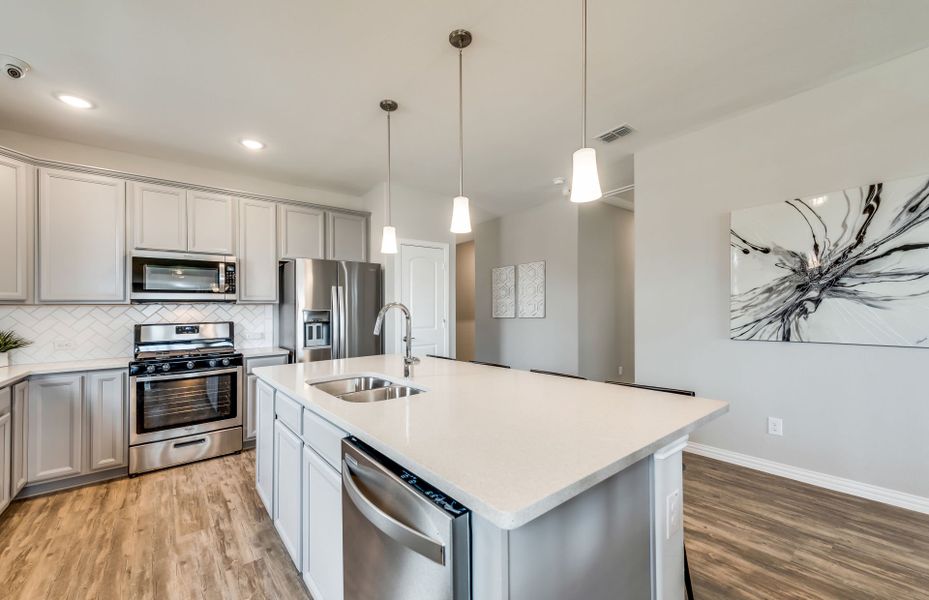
[570, 0, 602, 203]
[380, 99, 399, 254]
[449, 29, 473, 234]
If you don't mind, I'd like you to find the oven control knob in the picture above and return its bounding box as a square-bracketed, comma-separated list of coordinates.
[161, 364, 170, 372]
[209, 359, 218, 368]
[146, 365, 156, 374]
[222, 358, 230, 367]
[186, 361, 195, 370]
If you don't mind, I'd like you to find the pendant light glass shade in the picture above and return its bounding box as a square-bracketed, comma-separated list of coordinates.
[380, 225, 398, 254]
[450, 196, 472, 233]
[570, 147, 602, 203]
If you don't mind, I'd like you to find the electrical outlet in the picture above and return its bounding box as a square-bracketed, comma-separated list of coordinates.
[53, 339, 75, 351]
[617, 366, 624, 376]
[767, 417, 784, 436]
[243, 332, 265, 341]
[666, 489, 682, 539]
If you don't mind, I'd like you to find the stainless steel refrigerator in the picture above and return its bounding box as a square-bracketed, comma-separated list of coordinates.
[279, 259, 384, 363]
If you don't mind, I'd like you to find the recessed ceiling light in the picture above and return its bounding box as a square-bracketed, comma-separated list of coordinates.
[56, 94, 94, 109]
[240, 139, 265, 151]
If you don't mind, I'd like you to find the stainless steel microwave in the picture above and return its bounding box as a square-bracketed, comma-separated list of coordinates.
[131, 251, 237, 303]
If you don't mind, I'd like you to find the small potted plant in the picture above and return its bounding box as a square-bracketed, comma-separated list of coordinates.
[0, 329, 31, 368]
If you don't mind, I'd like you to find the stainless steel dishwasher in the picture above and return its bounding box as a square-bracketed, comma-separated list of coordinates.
[341, 437, 471, 600]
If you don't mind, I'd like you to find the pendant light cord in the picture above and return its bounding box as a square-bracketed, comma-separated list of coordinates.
[386, 111, 392, 226]
[458, 48, 464, 198]
[581, 0, 588, 148]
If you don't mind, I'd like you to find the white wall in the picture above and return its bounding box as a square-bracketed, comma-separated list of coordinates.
[0, 128, 363, 211]
[635, 48, 929, 497]
[474, 199, 580, 372]
[578, 202, 634, 382]
[364, 181, 459, 355]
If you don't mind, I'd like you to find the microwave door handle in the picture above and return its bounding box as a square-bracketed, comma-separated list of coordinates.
[342, 459, 446, 565]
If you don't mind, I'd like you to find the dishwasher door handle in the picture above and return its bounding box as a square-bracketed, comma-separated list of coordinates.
[342, 459, 446, 565]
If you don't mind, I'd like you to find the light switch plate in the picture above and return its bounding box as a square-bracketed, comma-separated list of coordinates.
[53, 339, 75, 351]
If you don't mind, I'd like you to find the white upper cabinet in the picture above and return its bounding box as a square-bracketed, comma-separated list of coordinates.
[279, 204, 325, 259]
[188, 190, 236, 255]
[0, 156, 32, 302]
[239, 198, 278, 302]
[132, 183, 236, 255]
[327, 212, 367, 262]
[131, 182, 187, 252]
[38, 169, 127, 303]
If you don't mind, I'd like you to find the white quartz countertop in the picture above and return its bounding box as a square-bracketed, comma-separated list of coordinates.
[253, 355, 729, 530]
[0, 357, 130, 388]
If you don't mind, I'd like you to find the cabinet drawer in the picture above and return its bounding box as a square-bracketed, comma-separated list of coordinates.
[302, 409, 347, 472]
[275, 392, 303, 435]
[246, 354, 289, 375]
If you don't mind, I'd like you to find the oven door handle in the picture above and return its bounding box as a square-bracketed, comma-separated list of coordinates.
[134, 367, 241, 383]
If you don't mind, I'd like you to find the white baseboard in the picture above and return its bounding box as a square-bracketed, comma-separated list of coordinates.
[685, 442, 929, 516]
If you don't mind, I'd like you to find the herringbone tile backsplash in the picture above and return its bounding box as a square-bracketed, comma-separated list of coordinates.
[0, 304, 274, 365]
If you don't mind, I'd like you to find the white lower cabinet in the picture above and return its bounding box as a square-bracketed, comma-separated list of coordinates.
[274, 420, 303, 568]
[302, 445, 344, 600]
[255, 380, 275, 512]
[86, 370, 127, 471]
[11, 382, 28, 496]
[246, 374, 258, 441]
[0, 388, 12, 515]
[27, 374, 84, 483]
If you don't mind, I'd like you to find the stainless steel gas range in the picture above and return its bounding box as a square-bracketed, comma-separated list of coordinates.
[128, 322, 243, 475]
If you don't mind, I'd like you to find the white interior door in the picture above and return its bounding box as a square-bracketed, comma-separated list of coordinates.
[398, 242, 448, 358]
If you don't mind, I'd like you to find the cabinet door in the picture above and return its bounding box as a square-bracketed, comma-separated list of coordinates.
[27, 375, 83, 483]
[130, 182, 187, 252]
[255, 379, 275, 513]
[302, 446, 343, 600]
[279, 204, 325, 259]
[327, 212, 367, 262]
[239, 198, 278, 302]
[38, 169, 126, 303]
[0, 412, 11, 515]
[0, 156, 32, 301]
[188, 190, 236, 255]
[274, 420, 303, 568]
[11, 382, 27, 496]
[86, 370, 127, 471]
[244, 374, 258, 441]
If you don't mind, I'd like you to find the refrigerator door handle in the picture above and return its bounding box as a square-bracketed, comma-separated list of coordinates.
[338, 285, 347, 358]
[331, 285, 340, 358]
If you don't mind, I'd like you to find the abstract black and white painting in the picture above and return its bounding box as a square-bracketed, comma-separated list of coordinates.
[730, 174, 929, 348]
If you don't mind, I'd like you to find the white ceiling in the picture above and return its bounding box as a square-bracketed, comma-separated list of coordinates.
[2, 1, 929, 216]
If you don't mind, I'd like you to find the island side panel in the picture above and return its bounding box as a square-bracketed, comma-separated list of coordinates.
[481, 456, 651, 600]
[651, 436, 688, 600]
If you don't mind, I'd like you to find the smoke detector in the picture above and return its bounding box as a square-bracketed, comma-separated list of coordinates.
[1, 56, 31, 80]
[596, 123, 634, 143]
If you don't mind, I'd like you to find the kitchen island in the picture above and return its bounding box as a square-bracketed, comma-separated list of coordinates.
[253, 355, 728, 600]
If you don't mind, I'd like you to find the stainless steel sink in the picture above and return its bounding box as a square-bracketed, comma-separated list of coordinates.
[310, 376, 424, 402]
[338, 385, 424, 403]
[311, 376, 393, 397]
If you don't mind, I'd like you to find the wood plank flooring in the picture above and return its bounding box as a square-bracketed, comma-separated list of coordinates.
[684, 453, 929, 600]
[2, 450, 928, 599]
[0, 450, 309, 600]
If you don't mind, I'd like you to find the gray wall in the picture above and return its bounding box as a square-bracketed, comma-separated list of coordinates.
[456, 240, 476, 361]
[635, 47, 929, 497]
[475, 200, 580, 372]
[578, 203, 635, 381]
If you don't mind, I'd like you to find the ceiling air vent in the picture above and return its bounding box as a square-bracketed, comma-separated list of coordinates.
[596, 124, 634, 143]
